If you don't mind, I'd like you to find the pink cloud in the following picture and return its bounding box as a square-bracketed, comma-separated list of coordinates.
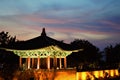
[40, 26, 112, 37]
[20, 15, 65, 24]
[99, 20, 120, 29]
[19, 14, 85, 25]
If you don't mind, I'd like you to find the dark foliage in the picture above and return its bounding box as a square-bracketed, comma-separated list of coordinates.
[0, 31, 16, 48]
[0, 31, 19, 79]
[104, 43, 120, 68]
[67, 39, 102, 68]
[0, 49, 19, 80]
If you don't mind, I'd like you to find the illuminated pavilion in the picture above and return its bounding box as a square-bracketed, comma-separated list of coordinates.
[1, 29, 119, 80]
[6, 28, 81, 70]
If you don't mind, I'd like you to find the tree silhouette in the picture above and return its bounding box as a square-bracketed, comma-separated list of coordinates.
[104, 45, 113, 64]
[104, 43, 120, 68]
[67, 39, 102, 68]
[0, 31, 16, 48]
[0, 31, 18, 79]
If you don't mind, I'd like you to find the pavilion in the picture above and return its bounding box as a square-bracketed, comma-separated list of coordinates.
[5, 28, 82, 70]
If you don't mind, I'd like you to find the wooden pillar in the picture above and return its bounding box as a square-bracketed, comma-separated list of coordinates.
[64, 57, 67, 69]
[27, 57, 31, 69]
[47, 56, 50, 69]
[19, 57, 22, 68]
[32, 58, 34, 68]
[59, 57, 62, 69]
[37, 56, 40, 69]
[54, 57, 57, 69]
[26, 58, 27, 69]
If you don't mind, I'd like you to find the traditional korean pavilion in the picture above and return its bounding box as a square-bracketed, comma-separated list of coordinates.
[5, 28, 82, 70]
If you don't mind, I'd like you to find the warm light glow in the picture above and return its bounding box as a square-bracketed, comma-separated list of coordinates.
[76, 73, 79, 80]
[99, 70, 104, 77]
[81, 72, 87, 80]
[37, 56, 40, 69]
[94, 71, 99, 78]
[47, 56, 50, 69]
[76, 69, 119, 80]
[11, 69, 119, 80]
[54, 71, 76, 80]
[115, 69, 119, 75]
[104, 70, 109, 73]
[110, 70, 114, 77]
[27, 57, 30, 69]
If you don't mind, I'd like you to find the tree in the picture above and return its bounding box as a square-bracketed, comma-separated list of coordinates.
[67, 39, 102, 68]
[104, 45, 113, 64]
[104, 43, 120, 68]
[113, 44, 120, 63]
[0, 31, 18, 79]
[0, 31, 16, 48]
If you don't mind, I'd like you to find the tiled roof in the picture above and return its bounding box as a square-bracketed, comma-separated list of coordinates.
[12, 28, 75, 50]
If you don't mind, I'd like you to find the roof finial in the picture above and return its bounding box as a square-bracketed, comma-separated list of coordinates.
[41, 28, 46, 36]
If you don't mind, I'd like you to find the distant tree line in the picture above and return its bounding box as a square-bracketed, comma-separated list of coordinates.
[67, 39, 120, 70]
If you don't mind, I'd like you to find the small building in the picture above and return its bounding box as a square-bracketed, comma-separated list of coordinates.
[5, 28, 81, 70]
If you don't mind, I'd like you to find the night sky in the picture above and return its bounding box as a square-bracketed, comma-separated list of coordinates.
[0, 0, 120, 50]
